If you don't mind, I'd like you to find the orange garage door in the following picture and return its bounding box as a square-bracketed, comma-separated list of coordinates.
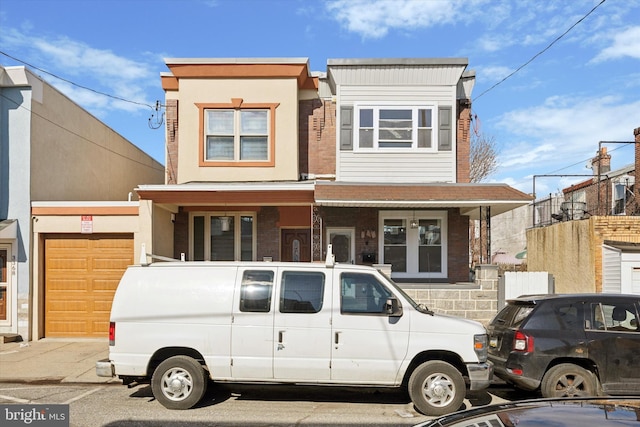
[44, 234, 133, 337]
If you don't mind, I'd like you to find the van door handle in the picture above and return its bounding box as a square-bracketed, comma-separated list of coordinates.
[278, 331, 285, 350]
[335, 331, 341, 345]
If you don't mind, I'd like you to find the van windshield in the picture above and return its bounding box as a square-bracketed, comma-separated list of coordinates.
[379, 271, 433, 314]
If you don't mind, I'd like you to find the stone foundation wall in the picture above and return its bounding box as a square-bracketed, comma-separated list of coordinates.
[400, 265, 499, 325]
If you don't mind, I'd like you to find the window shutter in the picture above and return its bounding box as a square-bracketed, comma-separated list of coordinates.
[438, 106, 452, 151]
[340, 107, 353, 151]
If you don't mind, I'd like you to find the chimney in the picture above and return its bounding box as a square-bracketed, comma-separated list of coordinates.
[591, 146, 611, 176]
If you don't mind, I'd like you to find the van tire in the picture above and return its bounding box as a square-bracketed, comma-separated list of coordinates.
[151, 356, 208, 410]
[540, 363, 597, 398]
[408, 361, 465, 416]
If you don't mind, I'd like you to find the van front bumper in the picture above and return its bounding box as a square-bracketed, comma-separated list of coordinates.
[96, 359, 115, 378]
[467, 361, 493, 390]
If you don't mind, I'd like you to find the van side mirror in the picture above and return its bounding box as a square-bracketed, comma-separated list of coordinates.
[385, 298, 402, 317]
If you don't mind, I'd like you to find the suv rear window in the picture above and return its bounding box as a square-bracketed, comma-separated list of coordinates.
[491, 304, 534, 328]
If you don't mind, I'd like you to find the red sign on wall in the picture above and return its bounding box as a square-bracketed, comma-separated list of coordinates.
[81, 215, 93, 234]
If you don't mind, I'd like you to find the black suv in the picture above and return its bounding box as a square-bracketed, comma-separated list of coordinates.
[487, 294, 640, 397]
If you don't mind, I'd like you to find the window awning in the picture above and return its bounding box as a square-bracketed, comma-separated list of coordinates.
[0, 219, 17, 239]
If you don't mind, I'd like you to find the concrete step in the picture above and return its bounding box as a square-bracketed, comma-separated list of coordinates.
[0, 333, 22, 344]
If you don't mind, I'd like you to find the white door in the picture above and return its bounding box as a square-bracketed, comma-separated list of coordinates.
[327, 228, 355, 264]
[633, 268, 640, 295]
[230, 267, 277, 379]
[273, 269, 332, 380]
[330, 270, 410, 383]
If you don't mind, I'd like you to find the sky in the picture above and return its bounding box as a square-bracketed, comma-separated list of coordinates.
[1, 0, 639, 196]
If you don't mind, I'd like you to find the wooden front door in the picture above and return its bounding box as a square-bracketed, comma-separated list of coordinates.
[281, 229, 311, 262]
[0, 248, 8, 321]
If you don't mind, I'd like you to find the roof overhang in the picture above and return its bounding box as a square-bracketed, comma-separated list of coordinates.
[136, 181, 532, 219]
[136, 182, 316, 206]
[0, 219, 18, 239]
[314, 182, 533, 219]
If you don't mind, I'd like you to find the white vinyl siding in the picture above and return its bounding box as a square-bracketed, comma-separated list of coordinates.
[337, 85, 457, 183]
[338, 152, 455, 183]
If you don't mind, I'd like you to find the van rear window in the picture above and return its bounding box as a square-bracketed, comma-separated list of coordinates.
[239, 270, 274, 312]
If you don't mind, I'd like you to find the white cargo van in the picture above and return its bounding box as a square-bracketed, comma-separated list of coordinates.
[97, 248, 492, 416]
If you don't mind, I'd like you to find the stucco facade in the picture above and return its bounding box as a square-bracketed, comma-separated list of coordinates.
[0, 66, 164, 339]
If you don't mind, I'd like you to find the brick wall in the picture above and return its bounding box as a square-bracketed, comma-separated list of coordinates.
[173, 208, 188, 259]
[448, 209, 471, 282]
[257, 206, 280, 261]
[304, 99, 336, 176]
[165, 99, 178, 184]
[456, 100, 471, 184]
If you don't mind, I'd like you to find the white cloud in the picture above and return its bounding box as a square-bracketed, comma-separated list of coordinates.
[494, 95, 640, 176]
[476, 65, 513, 83]
[324, 0, 486, 39]
[1, 27, 156, 113]
[592, 26, 640, 62]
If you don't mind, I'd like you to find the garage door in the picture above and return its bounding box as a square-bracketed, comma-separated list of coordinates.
[44, 234, 133, 337]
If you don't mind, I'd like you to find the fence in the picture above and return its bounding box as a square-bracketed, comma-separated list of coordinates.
[498, 271, 555, 307]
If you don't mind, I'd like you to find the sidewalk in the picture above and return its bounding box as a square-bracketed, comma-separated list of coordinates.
[0, 339, 118, 384]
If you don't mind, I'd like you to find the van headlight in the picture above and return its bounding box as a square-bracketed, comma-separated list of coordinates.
[474, 334, 488, 362]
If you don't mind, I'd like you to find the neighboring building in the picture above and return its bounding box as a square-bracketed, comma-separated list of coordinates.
[527, 127, 640, 294]
[0, 66, 164, 340]
[135, 57, 531, 285]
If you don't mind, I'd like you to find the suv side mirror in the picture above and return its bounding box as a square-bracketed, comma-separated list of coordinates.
[385, 298, 403, 317]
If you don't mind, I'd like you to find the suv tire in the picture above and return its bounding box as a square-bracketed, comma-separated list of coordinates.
[541, 363, 597, 398]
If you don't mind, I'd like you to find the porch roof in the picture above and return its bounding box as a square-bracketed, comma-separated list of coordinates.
[314, 182, 532, 219]
[136, 181, 532, 219]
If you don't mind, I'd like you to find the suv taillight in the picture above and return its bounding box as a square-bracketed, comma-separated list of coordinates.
[109, 322, 115, 346]
[513, 330, 533, 352]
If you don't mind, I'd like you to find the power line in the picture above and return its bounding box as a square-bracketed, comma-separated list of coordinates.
[0, 92, 164, 172]
[473, 0, 607, 102]
[0, 49, 155, 109]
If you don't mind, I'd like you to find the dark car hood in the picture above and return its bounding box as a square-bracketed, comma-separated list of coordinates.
[415, 397, 640, 426]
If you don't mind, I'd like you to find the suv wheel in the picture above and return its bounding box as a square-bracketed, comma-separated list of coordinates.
[541, 363, 597, 398]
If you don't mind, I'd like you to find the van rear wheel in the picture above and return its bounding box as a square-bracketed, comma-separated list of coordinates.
[408, 361, 465, 416]
[151, 355, 208, 410]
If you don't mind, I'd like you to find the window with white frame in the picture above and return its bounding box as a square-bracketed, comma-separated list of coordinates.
[612, 175, 634, 215]
[191, 213, 255, 261]
[205, 109, 269, 161]
[380, 211, 447, 278]
[356, 106, 434, 150]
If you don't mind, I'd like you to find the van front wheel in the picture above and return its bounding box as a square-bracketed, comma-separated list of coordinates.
[408, 361, 465, 416]
[151, 356, 208, 410]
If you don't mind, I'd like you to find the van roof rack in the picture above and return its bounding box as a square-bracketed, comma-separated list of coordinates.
[139, 243, 184, 266]
[325, 244, 335, 268]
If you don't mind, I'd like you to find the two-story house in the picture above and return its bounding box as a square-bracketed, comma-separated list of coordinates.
[135, 57, 531, 284]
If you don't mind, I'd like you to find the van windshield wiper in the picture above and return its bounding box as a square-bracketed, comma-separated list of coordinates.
[417, 303, 434, 316]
